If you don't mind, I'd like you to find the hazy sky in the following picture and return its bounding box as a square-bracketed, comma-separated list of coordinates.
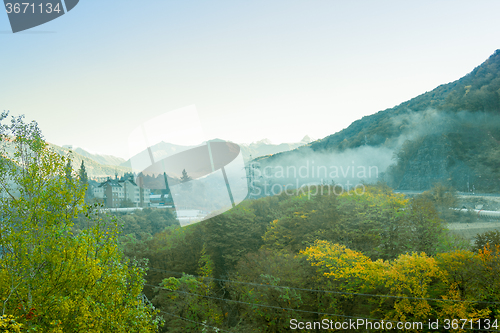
[1, 0, 500, 159]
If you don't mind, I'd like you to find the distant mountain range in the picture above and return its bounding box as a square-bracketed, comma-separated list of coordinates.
[116, 136, 313, 170]
[255, 50, 500, 192]
[48, 144, 131, 179]
[58, 136, 313, 178]
[239, 136, 312, 160]
[73, 148, 126, 167]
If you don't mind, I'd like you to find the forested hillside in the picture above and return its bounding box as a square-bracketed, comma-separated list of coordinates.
[309, 49, 500, 152]
[256, 50, 500, 192]
[123, 183, 500, 332]
[2, 107, 499, 332]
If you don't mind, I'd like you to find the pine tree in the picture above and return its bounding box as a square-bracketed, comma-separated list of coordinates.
[78, 160, 90, 201]
[64, 159, 73, 189]
[78, 160, 88, 184]
[180, 169, 192, 183]
[180, 169, 192, 191]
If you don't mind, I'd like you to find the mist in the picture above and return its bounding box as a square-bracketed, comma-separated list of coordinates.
[250, 108, 500, 196]
[250, 145, 395, 195]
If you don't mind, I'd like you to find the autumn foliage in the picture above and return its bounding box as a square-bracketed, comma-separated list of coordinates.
[0, 114, 161, 332]
[128, 183, 500, 332]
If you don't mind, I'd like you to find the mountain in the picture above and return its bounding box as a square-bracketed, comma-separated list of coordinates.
[121, 137, 313, 170]
[120, 141, 195, 169]
[74, 147, 126, 166]
[309, 50, 500, 152]
[254, 50, 500, 192]
[47, 144, 132, 179]
[55, 137, 312, 180]
[239, 135, 312, 161]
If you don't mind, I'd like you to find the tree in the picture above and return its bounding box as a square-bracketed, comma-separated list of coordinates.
[418, 183, 458, 222]
[78, 160, 91, 202]
[78, 160, 88, 184]
[260, 185, 434, 260]
[179, 169, 192, 192]
[302, 240, 374, 319]
[0, 113, 161, 332]
[152, 245, 223, 333]
[65, 158, 73, 183]
[228, 250, 315, 332]
[404, 196, 444, 256]
[301, 241, 493, 331]
[180, 169, 191, 183]
[435, 250, 492, 322]
[473, 230, 500, 252]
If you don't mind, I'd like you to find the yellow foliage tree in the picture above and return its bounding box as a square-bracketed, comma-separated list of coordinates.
[302, 240, 373, 319]
[380, 252, 443, 324]
[302, 240, 496, 332]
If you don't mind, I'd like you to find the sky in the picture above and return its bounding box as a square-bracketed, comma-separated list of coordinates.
[1, 0, 500, 159]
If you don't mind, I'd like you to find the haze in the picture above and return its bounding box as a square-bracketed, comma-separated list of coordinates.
[1, 0, 500, 158]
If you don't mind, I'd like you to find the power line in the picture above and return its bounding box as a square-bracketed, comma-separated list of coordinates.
[146, 267, 500, 305]
[159, 310, 232, 333]
[148, 284, 500, 332]
[148, 284, 388, 322]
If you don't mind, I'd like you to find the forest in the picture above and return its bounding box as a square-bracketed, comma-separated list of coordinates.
[0, 113, 499, 332]
[122, 183, 500, 332]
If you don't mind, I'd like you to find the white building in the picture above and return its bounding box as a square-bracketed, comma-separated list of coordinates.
[93, 174, 150, 208]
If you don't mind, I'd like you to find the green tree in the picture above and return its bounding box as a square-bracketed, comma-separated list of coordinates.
[0, 113, 161, 332]
[180, 169, 191, 183]
[419, 183, 458, 222]
[262, 189, 341, 254]
[405, 195, 445, 256]
[65, 158, 73, 184]
[473, 230, 500, 252]
[78, 160, 91, 202]
[228, 250, 313, 333]
[78, 160, 88, 184]
[179, 169, 192, 192]
[152, 245, 223, 333]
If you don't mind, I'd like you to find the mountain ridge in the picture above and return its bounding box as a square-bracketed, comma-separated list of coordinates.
[73, 147, 126, 167]
[254, 50, 500, 192]
[119, 137, 313, 170]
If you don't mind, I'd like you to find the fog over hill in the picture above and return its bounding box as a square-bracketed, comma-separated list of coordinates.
[254, 50, 500, 193]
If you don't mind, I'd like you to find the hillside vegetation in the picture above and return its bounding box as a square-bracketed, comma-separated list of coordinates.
[257, 50, 500, 192]
[311, 50, 500, 152]
[124, 183, 500, 332]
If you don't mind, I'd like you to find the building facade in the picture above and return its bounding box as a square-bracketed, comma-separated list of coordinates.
[93, 174, 150, 208]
